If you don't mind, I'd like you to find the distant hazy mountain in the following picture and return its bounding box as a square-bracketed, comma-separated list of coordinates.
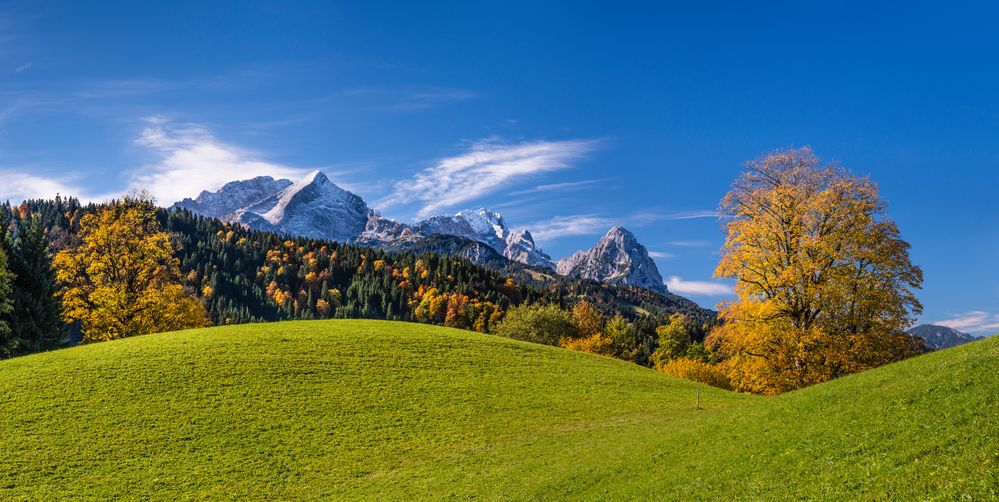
[174, 172, 672, 293]
[557, 226, 667, 293]
[907, 324, 980, 350]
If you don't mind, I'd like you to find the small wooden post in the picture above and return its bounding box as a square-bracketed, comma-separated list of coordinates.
[696, 389, 701, 409]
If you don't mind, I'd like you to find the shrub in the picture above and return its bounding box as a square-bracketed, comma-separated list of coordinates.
[494, 303, 576, 346]
[560, 333, 615, 356]
[659, 358, 732, 390]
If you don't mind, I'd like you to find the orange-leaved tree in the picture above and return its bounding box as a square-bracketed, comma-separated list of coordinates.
[708, 147, 925, 395]
[54, 192, 209, 342]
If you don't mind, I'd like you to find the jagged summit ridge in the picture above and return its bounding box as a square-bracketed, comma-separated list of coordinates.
[253, 169, 370, 242]
[413, 208, 556, 270]
[173, 176, 293, 218]
[173, 175, 671, 293]
[557, 226, 667, 293]
[172, 170, 371, 243]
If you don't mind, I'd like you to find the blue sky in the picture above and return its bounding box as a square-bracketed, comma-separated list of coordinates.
[1, 1, 997, 334]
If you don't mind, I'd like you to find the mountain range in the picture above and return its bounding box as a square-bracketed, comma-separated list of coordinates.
[173, 170, 670, 293]
[906, 324, 980, 350]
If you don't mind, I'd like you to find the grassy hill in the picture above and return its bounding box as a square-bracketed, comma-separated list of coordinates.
[1, 320, 995, 499]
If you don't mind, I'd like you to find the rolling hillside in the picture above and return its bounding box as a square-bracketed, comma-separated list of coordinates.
[1, 320, 995, 499]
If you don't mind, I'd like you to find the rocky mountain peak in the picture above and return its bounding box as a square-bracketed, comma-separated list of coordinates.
[173, 170, 370, 243]
[172, 176, 293, 218]
[413, 208, 555, 270]
[557, 226, 666, 293]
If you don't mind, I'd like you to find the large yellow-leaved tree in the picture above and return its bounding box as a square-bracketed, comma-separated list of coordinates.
[709, 147, 925, 394]
[55, 193, 209, 342]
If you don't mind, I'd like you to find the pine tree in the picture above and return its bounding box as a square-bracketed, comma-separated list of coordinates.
[0, 247, 15, 357]
[10, 214, 64, 353]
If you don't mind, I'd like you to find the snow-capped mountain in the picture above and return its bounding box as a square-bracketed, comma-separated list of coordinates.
[355, 213, 425, 246]
[174, 174, 554, 269]
[556, 226, 667, 293]
[173, 173, 673, 293]
[173, 176, 293, 218]
[173, 170, 371, 242]
[414, 209, 556, 270]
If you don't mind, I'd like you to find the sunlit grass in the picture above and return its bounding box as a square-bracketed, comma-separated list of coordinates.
[1, 320, 995, 499]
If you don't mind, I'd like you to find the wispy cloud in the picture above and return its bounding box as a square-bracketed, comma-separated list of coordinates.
[528, 214, 617, 241]
[526, 209, 719, 243]
[934, 310, 999, 335]
[508, 178, 612, 196]
[665, 276, 733, 296]
[667, 240, 711, 247]
[132, 116, 310, 204]
[0, 117, 361, 205]
[648, 251, 675, 259]
[631, 210, 719, 223]
[13, 62, 30, 73]
[343, 86, 478, 111]
[381, 137, 601, 218]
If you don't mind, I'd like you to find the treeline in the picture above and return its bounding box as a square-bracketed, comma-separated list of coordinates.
[2, 195, 713, 366]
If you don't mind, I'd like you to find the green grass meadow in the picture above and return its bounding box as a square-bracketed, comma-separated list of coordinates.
[1, 320, 996, 499]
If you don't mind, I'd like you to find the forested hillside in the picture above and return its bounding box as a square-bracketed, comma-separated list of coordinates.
[4, 197, 715, 365]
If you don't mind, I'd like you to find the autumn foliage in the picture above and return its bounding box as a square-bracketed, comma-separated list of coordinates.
[708, 148, 925, 394]
[54, 194, 209, 342]
[659, 358, 732, 390]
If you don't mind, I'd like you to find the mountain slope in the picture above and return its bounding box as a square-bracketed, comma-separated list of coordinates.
[908, 323, 980, 349]
[415, 209, 556, 270]
[1, 320, 995, 499]
[557, 226, 666, 292]
[173, 170, 371, 242]
[173, 176, 293, 218]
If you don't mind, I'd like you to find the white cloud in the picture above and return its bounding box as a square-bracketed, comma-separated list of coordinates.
[648, 251, 675, 259]
[631, 210, 719, 223]
[508, 178, 612, 196]
[381, 138, 601, 218]
[934, 310, 999, 335]
[0, 171, 83, 202]
[0, 170, 118, 203]
[132, 116, 309, 204]
[526, 209, 719, 243]
[528, 214, 617, 242]
[665, 276, 733, 296]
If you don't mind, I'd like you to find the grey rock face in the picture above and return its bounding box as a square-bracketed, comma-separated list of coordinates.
[250, 170, 370, 242]
[556, 226, 667, 293]
[414, 209, 556, 270]
[355, 214, 425, 247]
[172, 176, 293, 218]
[173, 170, 370, 243]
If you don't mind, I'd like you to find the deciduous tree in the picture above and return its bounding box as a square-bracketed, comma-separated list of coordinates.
[494, 303, 576, 346]
[54, 193, 210, 342]
[651, 313, 691, 368]
[709, 147, 924, 394]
